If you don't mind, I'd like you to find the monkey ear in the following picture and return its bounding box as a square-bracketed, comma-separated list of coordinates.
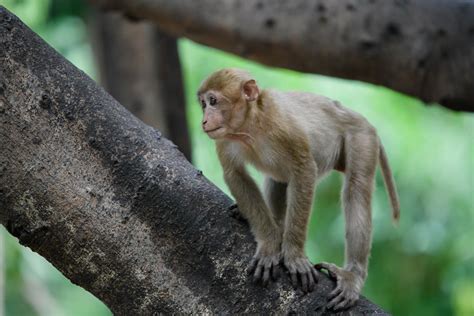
[243, 79, 259, 102]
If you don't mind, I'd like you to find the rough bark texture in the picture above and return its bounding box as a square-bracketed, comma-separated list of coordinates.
[91, 0, 474, 112]
[0, 7, 388, 315]
[90, 11, 191, 160]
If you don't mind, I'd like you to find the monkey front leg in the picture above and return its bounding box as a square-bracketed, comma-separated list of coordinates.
[281, 164, 319, 292]
[223, 168, 282, 285]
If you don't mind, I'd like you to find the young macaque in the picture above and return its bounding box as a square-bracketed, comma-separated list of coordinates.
[197, 68, 400, 310]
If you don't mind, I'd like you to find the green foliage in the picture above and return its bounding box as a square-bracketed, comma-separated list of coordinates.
[0, 0, 50, 29]
[1, 1, 473, 315]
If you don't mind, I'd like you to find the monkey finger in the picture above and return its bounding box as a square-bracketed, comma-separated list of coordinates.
[300, 273, 309, 293]
[247, 258, 258, 275]
[272, 257, 280, 268]
[262, 267, 271, 286]
[307, 271, 315, 292]
[327, 293, 345, 310]
[311, 267, 320, 283]
[290, 272, 298, 289]
[253, 263, 263, 283]
[271, 264, 280, 281]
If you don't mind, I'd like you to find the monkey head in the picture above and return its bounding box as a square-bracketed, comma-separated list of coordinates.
[197, 68, 259, 140]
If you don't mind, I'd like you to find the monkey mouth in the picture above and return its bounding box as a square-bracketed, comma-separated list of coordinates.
[204, 127, 223, 134]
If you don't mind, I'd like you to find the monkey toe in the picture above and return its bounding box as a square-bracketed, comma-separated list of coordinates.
[335, 297, 357, 311]
[315, 262, 339, 280]
[329, 284, 343, 299]
[327, 292, 345, 310]
[327, 290, 358, 311]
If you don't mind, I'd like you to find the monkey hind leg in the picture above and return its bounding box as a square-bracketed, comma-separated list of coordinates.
[342, 132, 377, 277]
[316, 132, 378, 310]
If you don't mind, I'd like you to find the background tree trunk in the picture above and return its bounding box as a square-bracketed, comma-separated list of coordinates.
[0, 7, 387, 315]
[91, 0, 474, 112]
[90, 11, 191, 160]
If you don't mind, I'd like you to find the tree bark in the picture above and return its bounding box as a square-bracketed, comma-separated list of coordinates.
[0, 7, 388, 315]
[90, 11, 191, 160]
[90, 0, 474, 112]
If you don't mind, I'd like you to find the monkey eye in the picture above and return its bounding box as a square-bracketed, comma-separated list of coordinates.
[209, 96, 217, 106]
[201, 100, 206, 109]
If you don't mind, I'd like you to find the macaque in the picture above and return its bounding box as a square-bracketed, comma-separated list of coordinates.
[197, 68, 400, 310]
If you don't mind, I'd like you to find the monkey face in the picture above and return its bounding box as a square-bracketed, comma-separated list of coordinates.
[198, 91, 251, 140]
[197, 68, 259, 140]
[198, 90, 235, 139]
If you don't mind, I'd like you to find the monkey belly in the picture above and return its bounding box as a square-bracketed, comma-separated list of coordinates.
[250, 159, 290, 183]
[231, 141, 291, 183]
[251, 152, 292, 183]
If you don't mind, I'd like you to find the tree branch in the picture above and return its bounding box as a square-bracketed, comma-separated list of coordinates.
[0, 7, 387, 315]
[90, 0, 474, 112]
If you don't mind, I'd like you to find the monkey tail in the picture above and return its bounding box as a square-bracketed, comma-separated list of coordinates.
[378, 142, 400, 224]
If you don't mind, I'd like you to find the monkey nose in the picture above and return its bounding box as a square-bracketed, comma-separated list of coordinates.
[202, 120, 207, 126]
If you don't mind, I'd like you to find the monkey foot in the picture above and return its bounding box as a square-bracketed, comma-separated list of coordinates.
[283, 256, 319, 293]
[315, 262, 362, 311]
[247, 253, 281, 286]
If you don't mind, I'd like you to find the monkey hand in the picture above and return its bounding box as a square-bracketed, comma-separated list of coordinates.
[247, 239, 281, 286]
[281, 250, 319, 293]
[315, 262, 363, 311]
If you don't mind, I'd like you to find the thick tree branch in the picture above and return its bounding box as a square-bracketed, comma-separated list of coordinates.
[0, 7, 387, 315]
[91, 0, 474, 112]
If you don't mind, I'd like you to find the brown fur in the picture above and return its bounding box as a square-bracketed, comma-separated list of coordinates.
[198, 68, 400, 310]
